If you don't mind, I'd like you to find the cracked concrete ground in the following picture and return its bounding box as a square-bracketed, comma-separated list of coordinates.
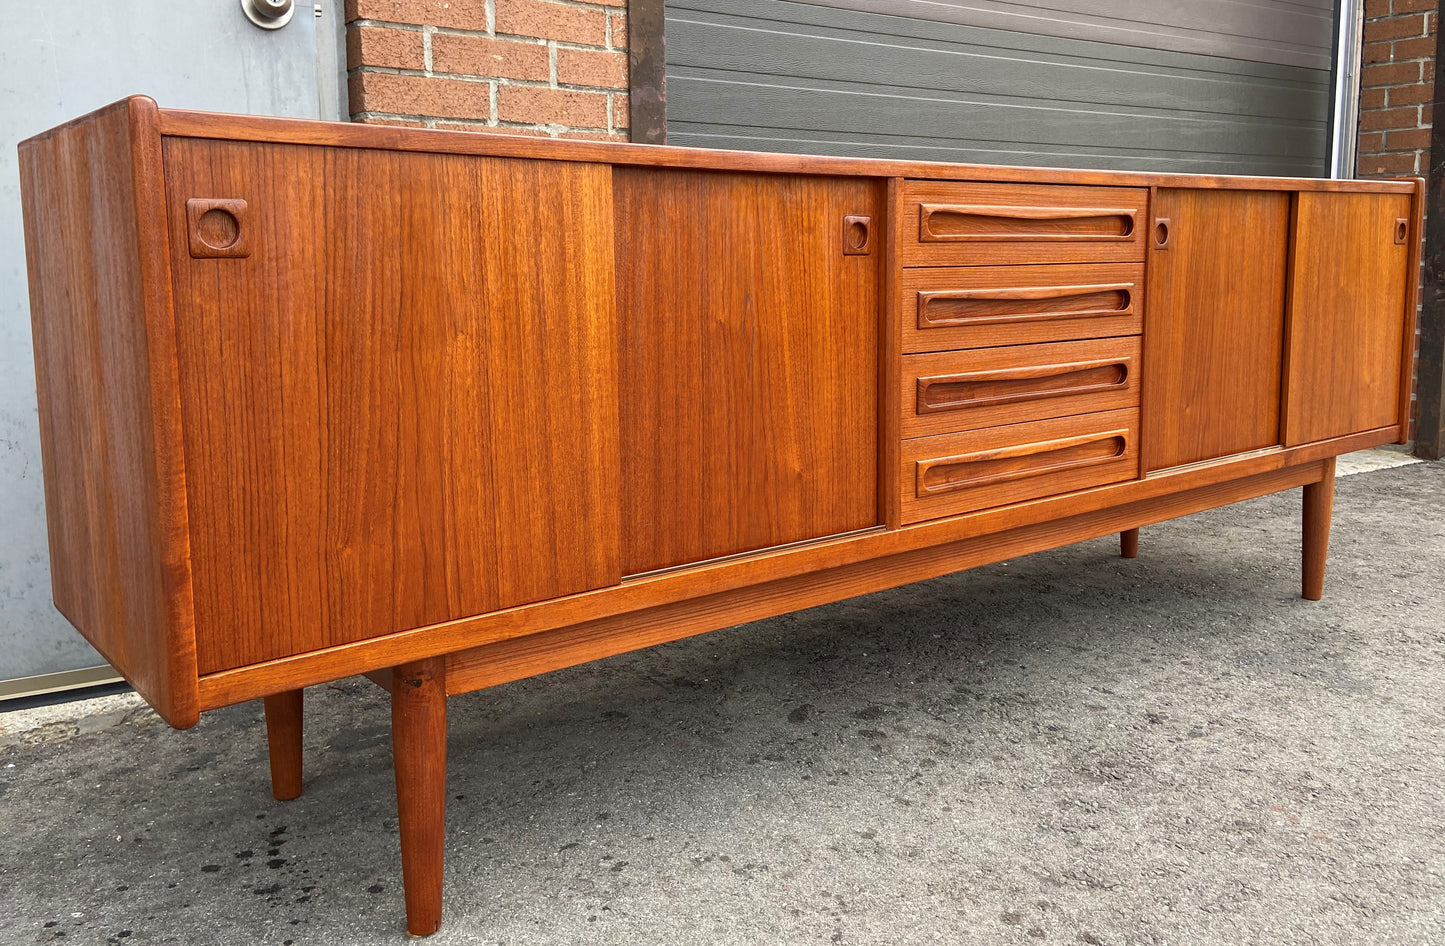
[1, 452, 1442, 946]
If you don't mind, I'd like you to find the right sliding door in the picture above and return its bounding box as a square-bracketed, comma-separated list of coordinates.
[1283, 192, 1413, 446]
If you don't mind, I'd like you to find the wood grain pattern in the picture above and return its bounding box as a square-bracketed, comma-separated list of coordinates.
[391, 658, 447, 937]
[614, 168, 881, 574]
[901, 409, 1140, 524]
[19, 96, 200, 728]
[901, 182, 1147, 265]
[882, 178, 904, 528]
[194, 425, 1395, 709]
[263, 690, 304, 801]
[1282, 191, 1413, 446]
[1399, 179, 1426, 443]
[445, 460, 1327, 695]
[1301, 456, 1335, 600]
[162, 139, 622, 673]
[901, 263, 1144, 352]
[155, 101, 1419, 194]
[1120, 528, 1139, 558]
[902, 337, 1140, 438]
[1142, 188, 1290, 471]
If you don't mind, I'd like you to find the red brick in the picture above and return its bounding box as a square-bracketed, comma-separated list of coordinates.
[1387, 81, 1435, 105]
[1392, 35, 1438, 59]
[1393, 0, 1438, 13]
[498, 85, 608, 126]
[612, 92, 629, 129]
[1364, 12, 1428, 40]
[462, 123, 553, 136]
[348, 0, 489, 30]
[1357, 130, 1386, 153]
[556, 48, 628, 88]
[347, 25, 425, 70]
[1361, 87, 1388, 109]
[1424, 103, 1434, 123]
[432, 34, 550, 80]
[1363, 60, 1423, 85]
[1365, 0, 1391, 15]
[351, 72, 491, 120]
[1359, 151, 1420, 174]
[1360, 105, 1422, 129]
[1385, 127, 1432, 150]
[610, 11, 628, 48]
[1364, 39, 1395, 63]
[495, 0, 607, 45]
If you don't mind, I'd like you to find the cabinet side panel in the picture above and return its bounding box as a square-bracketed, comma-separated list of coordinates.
[1283, 192, 1412, 446]
[1142, 188, 1290, 471]
[616, 168, 881, 574]
[163, 140, 621, 673]
[19, 99, 198, 726]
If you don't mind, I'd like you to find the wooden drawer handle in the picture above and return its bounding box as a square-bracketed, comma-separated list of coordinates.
[919, 203, 1137, 242]
[916, 358, 1130, 415]
[918, 283, 1133, 330]
[916, 428, 1129, 496]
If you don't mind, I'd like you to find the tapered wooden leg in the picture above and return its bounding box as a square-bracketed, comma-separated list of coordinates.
[1120, 528, 1139, 559]
[391, 658, 447, 937]
[263, 690, 304, 801]
[1302, 457, 1336, 601]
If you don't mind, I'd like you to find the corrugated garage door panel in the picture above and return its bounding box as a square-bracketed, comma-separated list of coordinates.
[665, 0, 1334, 176]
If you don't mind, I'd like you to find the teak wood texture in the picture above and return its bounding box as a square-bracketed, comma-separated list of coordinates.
[161, 138, 622, 673]
[1142, 188, 1291, 471]
[18, 97, 1424, 936]
[1283, 192, 1413, 446]
[614, 168, 881, 574]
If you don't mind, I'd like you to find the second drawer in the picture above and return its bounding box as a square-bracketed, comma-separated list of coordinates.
[902, 337, 1140, 439]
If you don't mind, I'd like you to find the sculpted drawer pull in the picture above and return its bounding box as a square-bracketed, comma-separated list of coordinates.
[916, 358, 1130, 414]
[918, 283, 1133, 329]
[919, 203, 1137, 242]
[916, 429, 1130, 496]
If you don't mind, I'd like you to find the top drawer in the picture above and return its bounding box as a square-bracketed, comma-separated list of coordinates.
[900, 181, 1148, 266]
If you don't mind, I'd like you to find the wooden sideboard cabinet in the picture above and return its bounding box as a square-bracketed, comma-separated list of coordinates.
[19, 97, 1422, 936]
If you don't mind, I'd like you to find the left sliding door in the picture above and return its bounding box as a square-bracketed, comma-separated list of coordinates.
[163, 139, 622, 673]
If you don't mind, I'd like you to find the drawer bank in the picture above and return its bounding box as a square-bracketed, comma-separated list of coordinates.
[19, 96, 1422, 936]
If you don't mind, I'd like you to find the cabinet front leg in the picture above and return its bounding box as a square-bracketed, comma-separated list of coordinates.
[1120, 528, 1139, 559]
[391, 658, 448, 937]
[1302, 457, 1337, 601]
[263, 690, 304, 801]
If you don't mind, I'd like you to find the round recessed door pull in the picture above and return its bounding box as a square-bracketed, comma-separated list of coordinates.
[242, 0, 295, 29]
[1395, 218, 1410, 245]
[1153, 218, 1170, 249]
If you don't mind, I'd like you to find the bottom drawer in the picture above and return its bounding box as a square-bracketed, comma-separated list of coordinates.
[900, 408, 1139, 524]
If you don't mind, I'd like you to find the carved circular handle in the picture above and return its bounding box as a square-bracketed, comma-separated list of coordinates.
[196, 208, 242, 252]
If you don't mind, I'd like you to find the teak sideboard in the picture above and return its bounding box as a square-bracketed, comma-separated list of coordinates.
[20, 96, 1422, 935]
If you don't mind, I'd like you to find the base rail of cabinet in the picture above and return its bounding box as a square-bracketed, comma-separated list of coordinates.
[275, 456, 1330, 935]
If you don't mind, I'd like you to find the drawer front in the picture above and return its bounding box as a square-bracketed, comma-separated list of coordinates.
[902, 337, 1140, 439]
[902, 263, 1143, 352]
[900, 409, 1140, 524]
[901, 182, 1148, 266]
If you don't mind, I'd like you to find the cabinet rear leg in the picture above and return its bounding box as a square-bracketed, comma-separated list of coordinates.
[392, 658, 448, 936]
[1302, 457, 1336, 601]
[263, 690, 304, 801]
[1120, 528, 1139, 559]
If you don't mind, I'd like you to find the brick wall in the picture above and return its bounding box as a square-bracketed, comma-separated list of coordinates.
[1357, 0, 1437, 177]
[345, 0, 630, 140]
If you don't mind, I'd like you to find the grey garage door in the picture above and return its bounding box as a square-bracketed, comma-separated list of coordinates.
[664, 0, 1337, 176]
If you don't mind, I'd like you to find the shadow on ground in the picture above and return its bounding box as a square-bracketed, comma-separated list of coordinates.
[2, 462, 1442, 946]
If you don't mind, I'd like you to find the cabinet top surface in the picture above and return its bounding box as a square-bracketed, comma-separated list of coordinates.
[25, 95, 1418, 195]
